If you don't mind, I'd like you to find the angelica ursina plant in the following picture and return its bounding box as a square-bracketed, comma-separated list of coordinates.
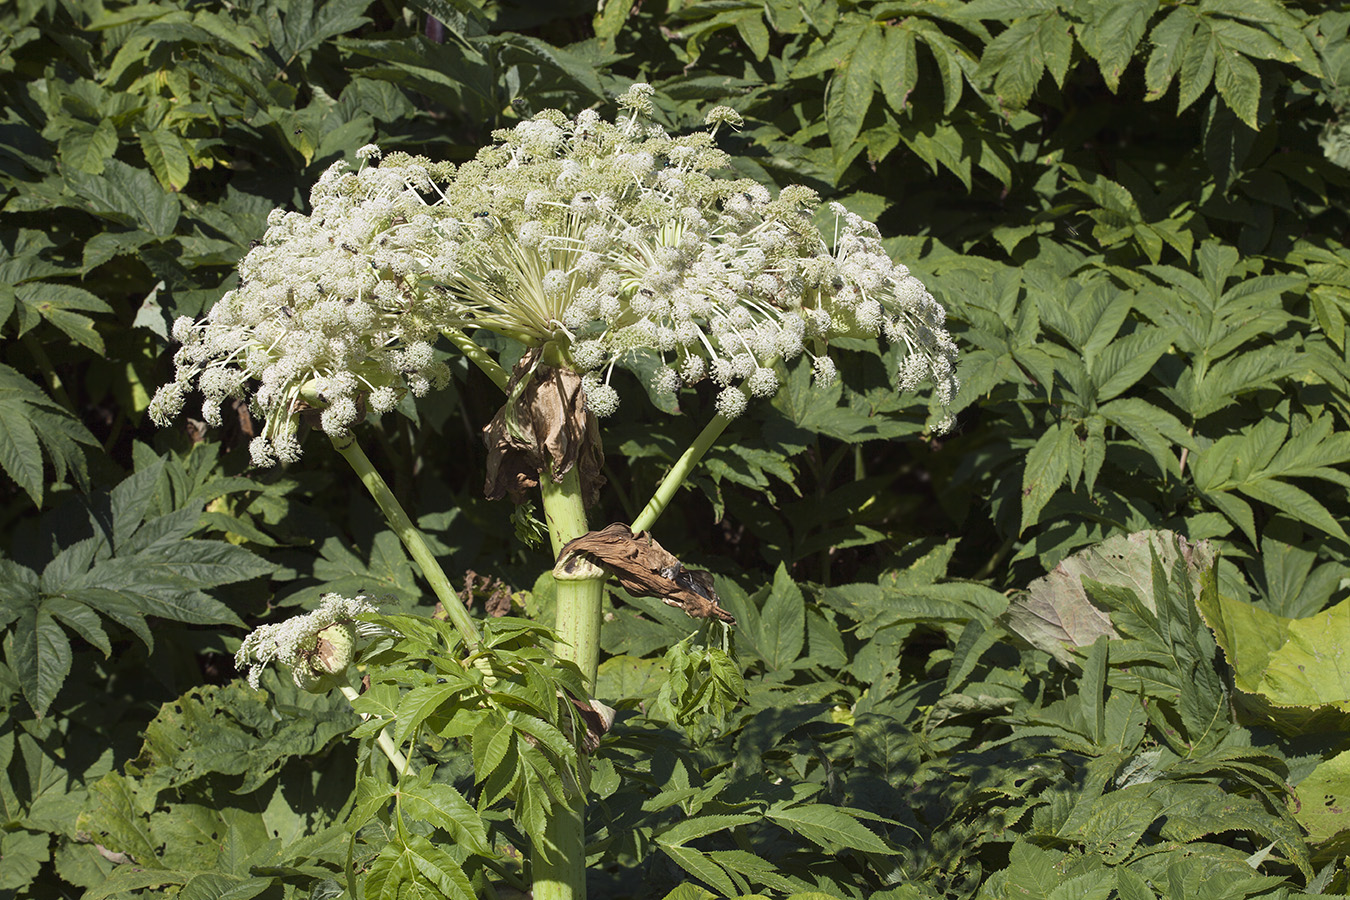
[152, 84, 958, 900]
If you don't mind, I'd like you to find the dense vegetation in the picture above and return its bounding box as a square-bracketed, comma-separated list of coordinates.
[4, 0, 1350, 897]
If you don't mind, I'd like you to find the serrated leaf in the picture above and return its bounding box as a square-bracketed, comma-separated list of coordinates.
[392, 779, 489, 854]
[1020, 422, 1072, 534]
[1099, 397, 1191, 478]
[138, 128, 191, 191]
[1077, 1, 1154, 91]
[66, 159, 180, 236]
[758, 563, 805, 672]
[1212, 34, 1261, 129]
[659, 844, 740, 897]
[766, 804, 894, 854]
[59, 118, 118, 175]
[44, 595, 111, 657]
[9, 605, 71, 717]
[657, 813, 761, 847]
[826, 23, 881, 161]
[13, 282, 112, 352]
[1237, 478, 1347, 541]
[977, 14, 1067, 108]
[879, 24, 919, 112]
[1145, 7, 1199, 101]
[0, 402, 43, 505]
[82, 230, 156, 273]
[393, 682, 464, 744]
[1091, 327, 1173, 401]
[1176, 22, 1217, 114]
[366, 834, 475, 900]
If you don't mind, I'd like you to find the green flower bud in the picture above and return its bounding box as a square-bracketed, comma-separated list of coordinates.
[311, 622, 357, 676]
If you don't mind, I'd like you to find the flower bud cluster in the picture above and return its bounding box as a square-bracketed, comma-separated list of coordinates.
[153, 84, 958, 459]
[235, 592, 382, 692]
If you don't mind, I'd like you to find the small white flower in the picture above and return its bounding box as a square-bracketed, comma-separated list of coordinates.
[746, 367, 779, 398]
[812, 355, 837, 387]
[714, 386, 748, 418]
[652, 366, 681, 395]
[582, 373, 620, 417]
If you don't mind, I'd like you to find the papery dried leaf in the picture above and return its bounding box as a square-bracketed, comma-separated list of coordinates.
[1001, 530, 1214, 664]
[570, 696, 615, 753]
[483, 350, 604, 506]
[555, 523, 736, 624]
[484, 589, 512, 617]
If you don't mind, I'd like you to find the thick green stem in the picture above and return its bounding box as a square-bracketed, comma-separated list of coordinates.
[533, 798, 586, 900]
[340, 684, 409, 773]
[540, 465, 603, 687]
[331, 434, 480, 649]
[534, 464, 602, 900]
[631, 413, 731, 534]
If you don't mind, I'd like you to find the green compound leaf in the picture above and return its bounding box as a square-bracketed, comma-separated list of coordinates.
[382, 771, 489, 855]
[1075, 0, 1154, 91]
[659, 843, 740, 897]
[0, 364, 98, 506]
[66, 158, 180, 237]
[365, 833, 476, 900]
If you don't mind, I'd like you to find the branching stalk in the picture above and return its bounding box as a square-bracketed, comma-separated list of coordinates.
[340, 684, 409, 773]
[331, 433, 480, 649]
[444, 327, 510, 392]
[631, 413, 732, 533]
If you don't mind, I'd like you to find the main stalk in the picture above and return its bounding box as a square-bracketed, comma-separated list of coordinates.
[533, 463, 603, 900]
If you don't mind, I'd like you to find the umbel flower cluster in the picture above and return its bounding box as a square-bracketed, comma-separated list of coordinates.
[151, 84, 958, 464]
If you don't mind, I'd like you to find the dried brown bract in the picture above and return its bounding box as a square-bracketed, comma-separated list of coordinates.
[482, 350, 605, 506]
[554, 523, 736, 624]
[569, 696, 615, 753]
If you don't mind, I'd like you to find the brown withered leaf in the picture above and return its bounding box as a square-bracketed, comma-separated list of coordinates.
[569, 696, 615, 753]
[555, 523, 737, 624]
[483, 349, 604, 506]
[457, 569, 515, 617]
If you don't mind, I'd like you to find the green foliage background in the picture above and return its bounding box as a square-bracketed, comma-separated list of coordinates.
[4, 0, 1350, 897]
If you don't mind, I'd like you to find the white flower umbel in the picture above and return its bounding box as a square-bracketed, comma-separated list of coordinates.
[154, 84, 959, 452]
[150, 154, 458, 463]
[418, 87, 958, 423]
[235, 593, 382, 691]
